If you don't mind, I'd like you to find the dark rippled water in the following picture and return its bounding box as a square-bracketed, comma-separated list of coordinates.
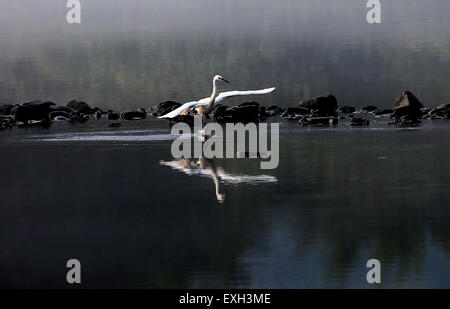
[0, 0, 449, 288]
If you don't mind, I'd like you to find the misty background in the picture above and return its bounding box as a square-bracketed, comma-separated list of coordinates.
[0, 0, 448, 110]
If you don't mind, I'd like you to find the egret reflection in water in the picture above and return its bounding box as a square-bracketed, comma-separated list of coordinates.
[160, 157, 277, 203]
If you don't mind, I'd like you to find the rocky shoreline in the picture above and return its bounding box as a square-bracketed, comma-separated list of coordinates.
[1, 91, 449, 131]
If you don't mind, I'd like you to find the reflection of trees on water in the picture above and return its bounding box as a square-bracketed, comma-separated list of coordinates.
[276, 131, 450, 287]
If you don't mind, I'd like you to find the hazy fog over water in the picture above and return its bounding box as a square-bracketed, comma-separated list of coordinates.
[0, 0, 448, 110]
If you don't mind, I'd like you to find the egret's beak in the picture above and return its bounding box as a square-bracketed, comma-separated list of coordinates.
[220, 77, 230, 84]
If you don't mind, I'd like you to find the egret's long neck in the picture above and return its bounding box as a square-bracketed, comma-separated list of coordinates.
[206, 79, 218, 112]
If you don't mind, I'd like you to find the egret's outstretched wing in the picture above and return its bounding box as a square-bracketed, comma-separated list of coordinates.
[215, 87, 275, 103]
[158, 87, 276, 119]
[159, 101, 206, 119]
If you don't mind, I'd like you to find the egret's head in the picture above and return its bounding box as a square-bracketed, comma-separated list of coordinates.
[214, 75, 230, 84]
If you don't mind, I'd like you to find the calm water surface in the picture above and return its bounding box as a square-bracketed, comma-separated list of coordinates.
[0, 0, 449, 288]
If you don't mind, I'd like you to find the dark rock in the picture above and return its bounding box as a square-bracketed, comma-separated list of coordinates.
[66, 100, 97, 115]
[338, 106, 356, 113]
[49, 105, 73, 113]
[350, 117, 370, 126]
[391, 115, 421, 126]
[107, 111, 120, 121]
[421, 107, 432, 115]
[206, 103, 261, 123]
[121, 111, 147, 120]
[298, 95, 338, 116]
[392, 91, 424, 123]
[11, 101, 56, 122]
[151, 101, 181, 116]
[210, 104, 228, 122]
[392, 105, 422, 119]
[361, 106, 378, 112]
[224, 105, 259, 123]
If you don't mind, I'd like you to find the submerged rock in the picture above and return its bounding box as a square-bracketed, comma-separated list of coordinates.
[0, 117, 14, 129]
[361, 106, 378, 112]
[281, 107, 311, 120]
[427, 103, 450, 119]
[264, 105, 285, 117]
[338, 106, 356, 114]
[121, 111, 147, 120]
[0, 104, 14, 115]
[298, 116, 338, 127]
[151, 101, 181, 116]
[374, 109, 393, 116]
[70, 113, 90, 124]
[350, 117, 370, 126]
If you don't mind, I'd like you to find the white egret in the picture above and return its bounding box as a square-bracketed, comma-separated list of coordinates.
[159, 75, 275, 119]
